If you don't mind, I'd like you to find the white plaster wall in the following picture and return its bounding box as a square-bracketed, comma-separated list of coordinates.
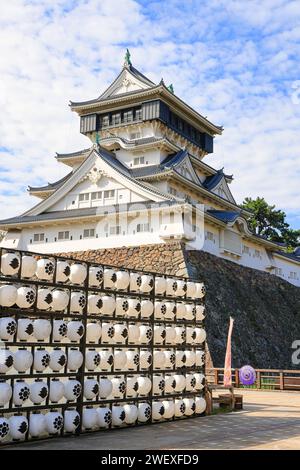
[272, 255, 300, 287]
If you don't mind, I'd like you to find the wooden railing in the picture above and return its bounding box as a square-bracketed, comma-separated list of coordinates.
[206, 368, 300, 391]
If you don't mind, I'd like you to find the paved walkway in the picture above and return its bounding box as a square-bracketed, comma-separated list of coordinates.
[5, 390, 300, 450]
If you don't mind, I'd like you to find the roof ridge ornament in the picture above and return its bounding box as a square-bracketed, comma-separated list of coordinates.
[168, 83, 174, 94]
[124, 48, 132, 68]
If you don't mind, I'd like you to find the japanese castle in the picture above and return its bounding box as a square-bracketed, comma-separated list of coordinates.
[1, 51, 299, 286]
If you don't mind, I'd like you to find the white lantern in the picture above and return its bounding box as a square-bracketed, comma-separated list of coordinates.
[84, 378, 99, 400]
[164, 350, 176, 369]
[97, 407, 112, 428]
[176, 303, 186, 320]
[183, 398, 196, 416]
[9, 415, 28, 440]
[155, 276, 166, 295]
[56, 260, 71, 283]
[115, 297, 129, 317]
[124, 404, 138, 424]
[86, 322, 102, 343]
[82, 407, 98, 430]
[112, 405, 126, 426]
[88, 294, 103, 315]
[195, 396, 206, 414]
[0, 348, 14, 373]
[175, 350, 186, 368]
[49, 348, 67, 372]
[111, 377, 126, 398]
[36, 258, 55, 281]
[176, 280, 187, 297]
[104, 268, 117, 289]
[1, 252, 20, 276]
[126, 350, 139, 370]
[154, 325, 166, 345]
[186, 327, 196, 344]
[101, 323, 115, 343]
[114, 349, 127, 371]
[164, 301, 176, 320]
[114, 324, 128, 344]
[52, 289, 69, 312]
[16, 286, 36, 309]
[99, 349, 114, 371]
[196, 304, 206, 321]
[126, 298, 141, 318]
[196, 350, 205, 367]
[115, 270, 130, 290]
[21, 255, 37, 279]
[64, 409, 80, 433]
[140, 274, 154, 293]
[99, 377, 113, 398]
[154, 301, 166, 320]
[49, 379, 64, 403]
[53, 320, 68, 342]
[70, 291, 86, 313]
[67, 321, 84, 342]
[175, 399, 186, 417]
[33, 349, 50, 372]
[195, 282, 206, 299]
[166, 278, 178, 297]
[194, 327, 206, 344]
[174, 374, 186, 392]
[67, 349, 83, 372]
[185, 304, 196, 321]
[0, 317, 17, 340]
[0, 284, 17, 307]
[139, 325, 152, 344]
[138, 402, 151, 422]
[17, 318, 34, 342]
[128, 324, 140, 344]
[153, 375, 165, 395]
[0, 381, 12, 407]
[69, 263, 87, 285]
[37, 288, 53, 310]
[164, 375, 176, 394]
[165, 326, 176, 345]
[126, 376, 139, 397]
[140, 299, 153, 318]
[137, 376, 152, 396]
[30, 380, 48, 404]
[175, 327, 186, 345]
[33, 319, 51, 341]
[186, 373, 196, 392]
[45, 411, 64, 434]
[162, 400, 175, 419]
[130, 272, 142, 292]
[0, 417, 10, 442]
[89, 266, 104, 287]
[153, 350, 166, 370]
[152, 401, 165, 421]
[186, 281, 197, 299]
[64, 379, 82, 401]
[85, 349, 101, 371]
[14, 348, 33, 373]
[194, 373, 205, 390]
[98, 295, 115, 316]
[29, 413, 46, 437]
[140, 350, 152, 369]
[185, 350, 196, 367]
[13, 380, 30, 406]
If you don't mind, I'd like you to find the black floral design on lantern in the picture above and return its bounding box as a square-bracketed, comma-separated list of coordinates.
[192, 306, 196, 316]
[159, 405, 165, 416]
[161, 304, 167, 315]
[191, 331, 197, 340]
[5, 354, 14, 368]
[45, 262, 54, 276]
[182, 354, 186, 364]
[104, 411, 112, 424]
[79, 296, 86, 308]
[133, 354, 139, 366]
[25, 290, 35, 305]
[171, 379, 176, 389]
[146, 329, 152, 340]
[0, 421, 9, 438]
[161, 329, 166, 339]
[118, 381, 126, 394]
[119, 410, 126, 421]
[179, 403, 186, 414]
[147, 354, 152, 365]
[73, 415, 80, 428]
[92, 384, 99, 395]
[58, 323, 67, 337]
[136, 276, 142, 287]
[57, 355, 66, 366]
[183, 283, 187, 293]
[158, 379, 165, 391]
[144, 406, 151, 419]
[25, 323, 34, 335]
[77, 325, 84, 337]
[18, 421, 28, 434]
[172, 306, 177, 315]
[133, 381, 139, 392]
[41, 353, 50, 367]
[63, 265, 71, 277]
[72, 383, 82, 398]
[96, 269, 103, 283]
[191, 403, 196, 411]
[190, 377, 196, 388]
[135, 302, 141, 313]
[6, 321, 17, 336]
[121, 328, 128, 338]
[96, 298, 103, 310]
[38, 387, 48, 399]
[53, 416, 63, 430]
[10, 257, 20, 270]
[170, 354, 176, 365]
[93, 353, 101, 366]
[110, 272, 117, 283]
[172, 281, 178, 293]
[107, 354, 114, 365]
[19, 386, 30, 401]
[200, 285, 206, 296]
[181, 331, 186, 342]
[122, 300, 129, 311]
[44, 293, 53, 305]
[149, 278, 154, 288]
[107, 326, 115, 338]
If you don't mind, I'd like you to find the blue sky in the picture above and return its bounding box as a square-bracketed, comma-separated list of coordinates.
[0, 0, 299, 228]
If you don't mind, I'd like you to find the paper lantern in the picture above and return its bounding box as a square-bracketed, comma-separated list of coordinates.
[196, 305, 206, 321]
[36, 258, 55, 281]
[140, 274, 154, 293]
[115, 270, 130, 290]
[112, 405, 126, 426]
[173, 374, 186, 392]
[13, 380, 30, 406]
[194, 327, 206, 344]
[183, 398, 196, 416]
[88, 294, 103, 315]
[140, 299, 154, 318]
[99, 349, 114, 371]
[153, 350, 166, 370]
[0, 382, 12, 407]
[101, 323, 115, 343]
[99, 377, 113, 398]
[82, 407, 98, 430]
[128, 324, 140, 344]
[67, 349, 83, 372]
[186, 281, 197, 299]
[175, 350, 186, 368]
[176, 303, 186, 320]
[67, 320, 84, 342]
[21, 255, 37, 279]
[85, 349, 101, 371]
[98, 295, 115, 316]
[14, 348, 33, 373]
[45, 411, 64, 434]
[138, 402, 151, 422]
[155, 276, 166, 295]
[126, 376, 139, 397]
[165, 326, 176, 345]
[0, 317, 17, 340]
[194, 373, 205, 390]
[154, 325, 166, 345]
[175, 399, 186, 417]
[164, 350, 176, 369]
[114, 323, 128, 344]
[154, 301, 166, 320]
[37, 287, 53, 310]
[186, 327, 196, 345]
[195, 396, 206, 414]
[0, 417, 10, 442]
[69, 263, 87, 285]
[164, 375, 176, 394]
[111, 377, 126, 399]
[84, 378, 99, 400]
[51, 289, 69, 312]
[30, 380, 48, 404]
[0, 284, 17, 307]
[49, 348, 66, 372]
[29, 413, 46, 438]
[33, 349, 50, 372]
[140, 350, 152, 369]
[64, 379, 82, 401]
[86, 322, 102, 343]
[175, 327, 186, 345]
[114, 349, 127, 371]
[49, 379, 64, 403]
[70, 291, 86, 313]
[9, 415, 28, 440]
[130, 272, 142, 292]
[139, 325, 152, 344]
[153, 375, 165, 395]
[166, 278, 178, 297]
[185, 350, 196, 367]
[1, 252, 20, 276]
[126, 298, 141, 318]
[185, 304, 196, 321]
[0, 348, 14, 373]
[164, 301, 176, 320]
[115, 297, 129, 317]
[185, 373, 196, 392]
[162, 400, 175, 419]
[97, 407, 112, 428]
[56, 260, 71, 283]
[16, 286, 36, 309]
[196, 350, 205, 367]
[195, 282, 206, 299]
[126, 350, 139, 370]
[33, 319, 51, 341]
[137, 376, 152, 395]
[52, 320, 68, 342]
[64, 409, 80, 433]
[152, 401, 165, 421]
[89, 266, 104, 287]
[17, 318, 34, 342]
[124, 404, 138, 424]
[104, 268, 117, 289]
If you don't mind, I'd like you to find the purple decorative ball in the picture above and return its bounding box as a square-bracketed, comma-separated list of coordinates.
[239, 365, 256, 386]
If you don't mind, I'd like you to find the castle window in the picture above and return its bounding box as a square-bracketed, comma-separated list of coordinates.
[104, 190, 115, 199]
[243, 245, 250, 254]
[111, 113, 121, 125]
[101, 115, 110, 127]
[275, 267, 283, 276]
[206, 231, 214, 241]
[79, 193, 90, 202]
[33, 233, 45, 242]
[254, 249, 261, 258]
[83, 228, 95, 238]
[58, 231, 70, 240]
[169, 186, 177, 196]
[123, 110, 133, 123]
[137, 223, 150, 233]
[133, 156, 145, 166]
[91, 191, 102, 200]
[109, 225, 121, 235]
[289, 271, 297, 279]
[135, 108, 142, 120]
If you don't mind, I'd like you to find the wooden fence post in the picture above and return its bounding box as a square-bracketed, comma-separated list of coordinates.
[280, 371, 284, 390]
[235, 369, 240, 388]
[214, 368, 219, 385]
[256, 371, 261, 389]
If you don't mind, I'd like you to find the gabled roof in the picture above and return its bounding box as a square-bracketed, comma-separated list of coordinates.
[207, 210, 240, 223]
[203, 169, 233, 190]
[28, 171, 73, 194]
